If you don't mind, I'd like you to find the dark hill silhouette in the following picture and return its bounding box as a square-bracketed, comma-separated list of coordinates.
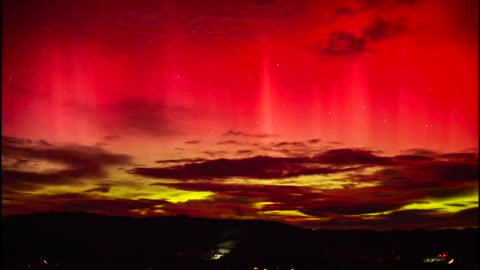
[2, 212, 478, 270]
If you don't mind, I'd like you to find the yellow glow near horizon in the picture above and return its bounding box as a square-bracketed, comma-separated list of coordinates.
[130, 208, 148, 215]
[398, 191, 478, 213]
[221, 173, 380, 190]
[253, 201, 275, 209]
[28, 185, 89, 195]
[26, 180, 213, 204]
[105, 185, 214, 203]
[349, 191, 478, 218]
[261, 210, 309, 217]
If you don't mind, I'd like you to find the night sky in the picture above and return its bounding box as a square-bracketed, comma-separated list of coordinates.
[2, 0, 478, 230]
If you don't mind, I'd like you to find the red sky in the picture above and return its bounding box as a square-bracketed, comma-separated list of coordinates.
[2, 0, 478, 230]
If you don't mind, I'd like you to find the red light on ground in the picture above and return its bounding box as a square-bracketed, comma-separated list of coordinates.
[439, 252, 447, 258]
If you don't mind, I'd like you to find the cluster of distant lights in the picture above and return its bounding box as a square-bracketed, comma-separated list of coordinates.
[251, 267, 295, 270]
[31, 257, 298, 270]
[26, 259, 61, 269]
[423, 252, 454, 264]
[24, 252, 454, 269]
[210, 247, 231, 260]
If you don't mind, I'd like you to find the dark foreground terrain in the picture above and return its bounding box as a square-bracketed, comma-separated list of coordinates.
[2, 212, 478, 270]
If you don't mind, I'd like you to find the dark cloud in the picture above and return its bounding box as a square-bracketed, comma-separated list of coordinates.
[424, 184, 477, 198]
[103, 135, 121, 141]
[438, 152, 478, 161]
[102, 97, 184, 135]
[84, 184, 112, 193]
[4, 135, 476, 230]
[154, 181, 321, 206]
[301, 208, 479, 230]
[396, 0, 419, 5]
[313, 148, 393, 165]
[363, 18, 407, 42]
[159, 199, 259, 219]
[2, 138, 130, 170]
[322, 32, 367, 55]
[1, 171, 51, 191]
[357, 0, 382, 9]
[59, 94, 194, 137]
[59, 96, 189, 136]
[150, 174, 476, 228]
[393, 154, 434, 162]
[223, 130, 273, 138]
[236, 149, 254, 155]
[264, 141, 313, 157]
[131, 147, 477, 227]
[272, 141, 307, 148]
[2, 169, 99, 192]
[2, 193, 170, 217]
[2, 135, 32, 146]
[185, 140, 201, 144]
[2, 135, 131, 191]
[57, 197, 167, 216]
[130, 155, 342, 180]
[415, 161, 478, 182]
[131, 147, 478, 207]
[382, 159, 479, 194]
[202, 150, 228, 157]
[453, 207, 479, 224]
[131, 147, 478, 183]
[156, 158, 206, 164]
[36, 140, 53, 147]
[371, 151, 478, 197]
[257, 139, 326, 157]
[320, 16, 408, 57]
[216, 140, 243, 145]
[95, 142, 110, 147]
[157, 181, 312, 197]
[334, 7, 355, 17]
[445, 203, 467, 207]
[357, 0, 419, 10]
[380, 208, 478, 228]
[401, 148, 437, 156]
[302, 200, 406, 216]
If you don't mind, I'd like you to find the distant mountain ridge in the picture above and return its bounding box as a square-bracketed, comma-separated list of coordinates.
[3, 212, 478, 270]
